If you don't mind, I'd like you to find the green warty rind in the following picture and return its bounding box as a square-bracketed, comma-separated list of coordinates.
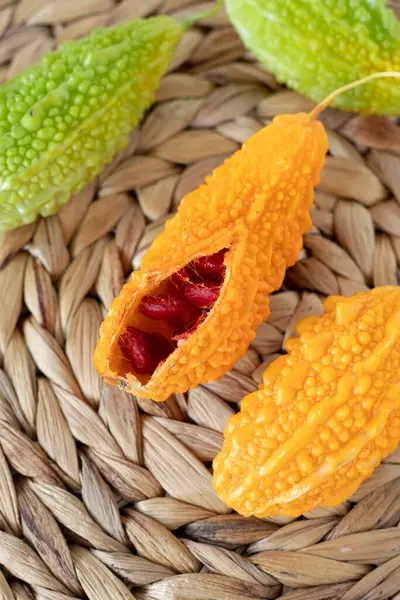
[225, 0, 400, 115]
[0, 16, 184, 231]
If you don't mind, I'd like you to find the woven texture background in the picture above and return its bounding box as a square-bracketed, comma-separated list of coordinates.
[0, 1, 400, 599]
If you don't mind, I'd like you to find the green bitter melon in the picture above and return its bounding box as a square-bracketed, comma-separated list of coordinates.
[225, 0, 400, 115]
[0, 16, 184, 231]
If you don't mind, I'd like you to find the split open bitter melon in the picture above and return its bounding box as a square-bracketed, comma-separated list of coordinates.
[213, 287, 400, 517]
[94, 113, 328, 402]
[225, 0, 400, 115]
[0, 16, 184, 231]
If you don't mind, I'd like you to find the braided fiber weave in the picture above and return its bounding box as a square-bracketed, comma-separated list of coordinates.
[0, 1, 400, 599]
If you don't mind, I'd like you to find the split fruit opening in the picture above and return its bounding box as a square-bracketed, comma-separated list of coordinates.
[119, 249, 228, 380]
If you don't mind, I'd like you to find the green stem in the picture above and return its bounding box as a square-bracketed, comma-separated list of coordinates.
[309, 71, 400, 120]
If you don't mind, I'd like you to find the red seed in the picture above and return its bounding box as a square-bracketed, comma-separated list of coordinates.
[192, 249, 226, 281]
[120, 327, 154, 374]
[120, 327, 175, 374]
[183, 282, 220, 308]
[139, 294, 187, 324]
[147, 332, 176, 366]
[171, 267, 193, 289]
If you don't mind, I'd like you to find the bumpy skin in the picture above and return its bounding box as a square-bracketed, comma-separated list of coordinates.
[225, 0, 400, 115]
[94, 113, 328, 401]
[213, 287, 400, 518]
[0, 17, 183, 231]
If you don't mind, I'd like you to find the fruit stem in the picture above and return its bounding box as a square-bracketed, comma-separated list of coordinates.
[308, 71, 400, 120]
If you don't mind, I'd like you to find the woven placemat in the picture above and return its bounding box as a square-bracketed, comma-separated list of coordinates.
[0, 1, 400, 599]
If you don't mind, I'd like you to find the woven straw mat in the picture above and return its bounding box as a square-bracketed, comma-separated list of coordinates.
[0, 1, 400, 599]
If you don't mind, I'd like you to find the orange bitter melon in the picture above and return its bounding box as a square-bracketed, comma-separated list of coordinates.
[94, 112, 328, 401]
[213, 286, 400, 517]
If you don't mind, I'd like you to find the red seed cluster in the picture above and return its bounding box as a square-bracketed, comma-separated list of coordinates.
[119, 249, 227, 375]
